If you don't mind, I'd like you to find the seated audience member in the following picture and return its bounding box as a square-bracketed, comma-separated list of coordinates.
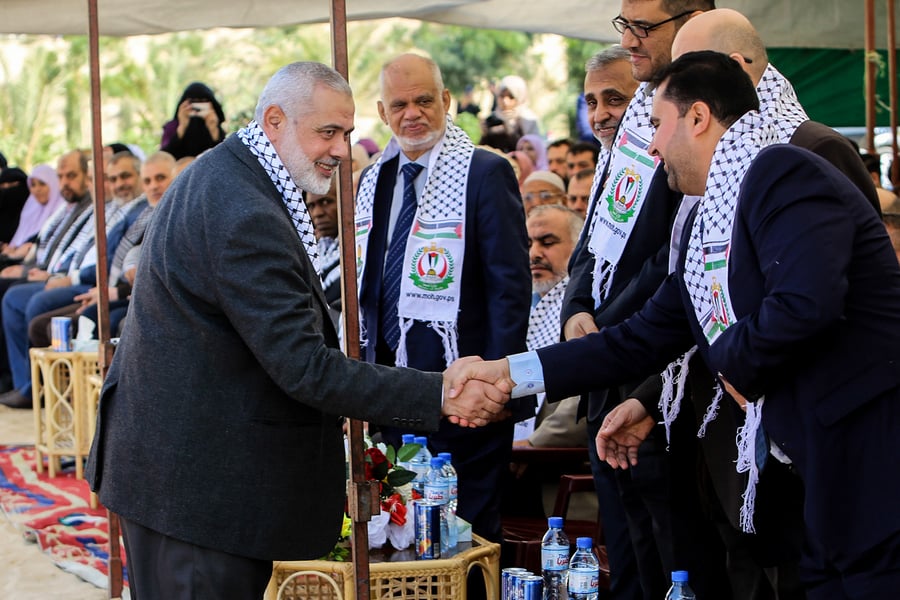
[357, 137, 380, 159]
[0, 150, 93, 400]
[173, 156, 195, 178]
[0, 167, 29, 244]
[516, 204, 585, 446]
[0, 152, 93, 286]
[161, 82, 226, 159]
[566, 168, 594, 220]
[32, 152, 177, 345]
[517, 134, 549, 171]
[305, 178, 341, 315]
[862, 152, 898, 212]
[508, 150, 536, 188]
[546, 138, 573, 183]
[566, 142, 599, 181]
[0, 164, 64, 268]
[493, 75, 541, 143]
[505, 204, 588, 518]
[0, 152, 145, 408]
[883, 205, 900, 265]
[350, 143, 371, 174]
[521, 171, 566, 216]
[480, 114, 520, 153]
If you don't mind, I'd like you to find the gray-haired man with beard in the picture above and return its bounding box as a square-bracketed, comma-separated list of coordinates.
[86, 62, 508, 600]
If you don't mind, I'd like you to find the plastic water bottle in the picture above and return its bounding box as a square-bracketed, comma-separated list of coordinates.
[397, 433, 416, 471]
[424, 456, 450, 552]
[567, 537, 600, 600]
[437, 452, 458, 549]
[665, 571, 697, 600]
[409, 436, 432, 496]
[541, 516, 569, 600]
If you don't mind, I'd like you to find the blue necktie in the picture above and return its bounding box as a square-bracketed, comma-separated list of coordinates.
[380, 162, 424, 351]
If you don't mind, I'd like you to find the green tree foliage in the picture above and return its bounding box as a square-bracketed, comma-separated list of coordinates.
[404, 23, 533, 95]
[0, 22, 582, 170]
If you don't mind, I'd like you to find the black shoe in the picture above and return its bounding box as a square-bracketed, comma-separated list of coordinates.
[0, 373, 12, 394]
[0, 389, 31, 409]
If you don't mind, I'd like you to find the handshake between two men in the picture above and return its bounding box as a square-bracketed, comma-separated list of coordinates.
[439, 356, 664, 472]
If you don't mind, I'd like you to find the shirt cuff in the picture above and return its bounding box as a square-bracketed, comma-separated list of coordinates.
[508, 351, 545, 398]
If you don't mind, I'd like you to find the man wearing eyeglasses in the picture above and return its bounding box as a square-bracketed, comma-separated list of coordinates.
[521, 171, 567, 215]
[561, 2, 728, 599]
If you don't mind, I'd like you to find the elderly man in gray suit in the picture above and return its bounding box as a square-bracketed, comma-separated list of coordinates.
[85, 62, 507, 600]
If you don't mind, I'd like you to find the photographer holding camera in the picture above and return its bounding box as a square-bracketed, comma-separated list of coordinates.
[161, 81, 227, 160]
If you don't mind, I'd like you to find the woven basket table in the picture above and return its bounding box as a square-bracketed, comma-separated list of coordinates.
[29, 348, 100, 479]
[267, 534, 500, 600]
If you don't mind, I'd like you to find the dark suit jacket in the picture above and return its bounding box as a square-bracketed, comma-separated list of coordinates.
[790, 120, 881, 215]
[538, 145, 900, 564]
[357, 147, 531, 539]
[562, 164, 683, 421]
[629, 116, 882, 534]
[359, 149, 532, 416]
[86, 135, 443, 561]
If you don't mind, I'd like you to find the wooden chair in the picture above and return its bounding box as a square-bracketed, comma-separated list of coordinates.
[500, 448, 609, 588]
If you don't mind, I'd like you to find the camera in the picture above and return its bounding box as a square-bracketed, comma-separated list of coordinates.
[190, 102, 212, 118]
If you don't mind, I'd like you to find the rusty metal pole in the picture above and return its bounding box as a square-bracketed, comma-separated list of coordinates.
[866, 0, 878, 154]
[86, 0, 123, 598]
[887, 0, 898, 187]
[329, 2, 376, 600]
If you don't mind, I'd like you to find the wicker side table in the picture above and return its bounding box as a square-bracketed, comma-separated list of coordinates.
[29, 348, 100, 479]
[267, 534, 500, 600]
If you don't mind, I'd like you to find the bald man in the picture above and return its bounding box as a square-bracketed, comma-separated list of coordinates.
[620, 9, 883, 600]
[671, 8, 879, 214]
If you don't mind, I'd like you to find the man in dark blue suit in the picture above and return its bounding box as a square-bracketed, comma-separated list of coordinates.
[448, 51, 900, 599]
[356, 53, 531, 542]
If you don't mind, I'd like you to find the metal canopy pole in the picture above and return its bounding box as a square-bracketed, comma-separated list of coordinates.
[329, 2, 376, 600]
[866, 0, 877, 155]
[86, 1, 123, 597]
[887, 0, 898, 187]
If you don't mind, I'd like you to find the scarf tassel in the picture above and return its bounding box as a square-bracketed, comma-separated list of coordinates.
[657, 346, 697, 446]
[735, 398, 764, 533]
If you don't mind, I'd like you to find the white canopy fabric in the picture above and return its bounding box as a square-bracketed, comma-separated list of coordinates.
[1, 0, 894, 50]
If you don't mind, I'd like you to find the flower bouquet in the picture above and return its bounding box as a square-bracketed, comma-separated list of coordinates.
[363, 439, 420, 550]
[324, 436, 421, 559]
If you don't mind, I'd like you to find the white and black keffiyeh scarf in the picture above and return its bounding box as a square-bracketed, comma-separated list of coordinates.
[584, 84, 653, 238]
[665, 111, 781, 533]
[586, 83, 657, 306]
[526, 277, 569, 351]
[756, 64, 808, 142]
[318, 236, 342, 294]
[238, 120, 320, 275]
[355, 116, 474, 367]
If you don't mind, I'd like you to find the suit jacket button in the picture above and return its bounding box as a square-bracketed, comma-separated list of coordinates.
[392, 417, 400, 424]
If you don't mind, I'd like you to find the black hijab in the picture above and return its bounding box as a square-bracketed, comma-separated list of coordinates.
[0, 167, 30, 244]
[162, 82, 227, 159]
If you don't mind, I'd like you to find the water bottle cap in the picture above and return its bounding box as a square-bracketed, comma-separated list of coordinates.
[548, 516, 564, 528]
[401, 434, 415, 444]
[430, 456, 444, 468]
[672, 571, 689, 583]
[576, 537, 592, 549]
[438, 452, 452, 462]
[414, 436, 428, 446]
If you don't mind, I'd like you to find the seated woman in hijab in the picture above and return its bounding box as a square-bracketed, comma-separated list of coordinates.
[0, 164, 64, 267]
[516, 134, 549, 171]
[0, 167, 29, 245]
[492, 75, 541, 145]
[160, 82, 226, 159]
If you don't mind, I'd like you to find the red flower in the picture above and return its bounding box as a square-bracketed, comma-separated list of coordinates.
[382, 493, 408, 526]
[364, 447, 393, 483]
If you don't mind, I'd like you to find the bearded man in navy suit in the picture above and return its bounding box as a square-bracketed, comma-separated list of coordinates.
[356, 53, 532, 542]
